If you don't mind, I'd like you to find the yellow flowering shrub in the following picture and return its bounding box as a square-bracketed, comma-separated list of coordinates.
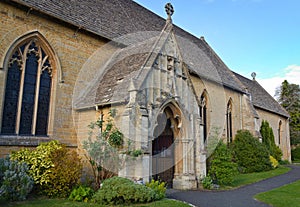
[270, 155, 279, 169]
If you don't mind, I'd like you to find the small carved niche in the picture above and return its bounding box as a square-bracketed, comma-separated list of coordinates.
[167, 55, 174, 70]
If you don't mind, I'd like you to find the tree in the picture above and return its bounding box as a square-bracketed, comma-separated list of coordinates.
[275, 80, 300, 145]
[83, 109, 142, 189]
[83, 110, 123, 189]
[260, 120, 282, 161]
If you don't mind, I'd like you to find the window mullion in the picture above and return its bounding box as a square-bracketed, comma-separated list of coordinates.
[31, 46, 42, 135]
[15, 42, 31, 135]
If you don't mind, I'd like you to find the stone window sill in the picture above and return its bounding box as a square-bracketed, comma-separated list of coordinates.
[0, 135, 51, 147]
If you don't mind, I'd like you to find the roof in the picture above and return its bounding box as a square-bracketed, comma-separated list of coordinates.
[233, 72, 290, 118]
[94, 40, 154, 105]
[6, 0, 286, 118]
[10, 0, 165, 41]
[73, 34, 158, 109]
[8, 0, 246, 94]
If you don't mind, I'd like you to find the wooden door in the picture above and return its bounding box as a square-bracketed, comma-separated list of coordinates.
[152, 120, 174, 188]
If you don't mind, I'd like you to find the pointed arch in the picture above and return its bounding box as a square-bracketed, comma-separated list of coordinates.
[151, 99, 191, 185]
[200, 90, 209, 144]
[226, 98, 233, 143]
[1, 31, 63, 82]
[0, 31, 60, 136]
[278, 120, 282, 145]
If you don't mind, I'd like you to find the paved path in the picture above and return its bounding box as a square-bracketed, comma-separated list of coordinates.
[167, 165, 300, 207]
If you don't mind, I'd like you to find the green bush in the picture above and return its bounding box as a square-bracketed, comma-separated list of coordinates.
[10, 141, 82, 198]
[92, 177, 155, 205]
[208, 142, 238, 186]
[10, 140, 62, 186]
[41, 146, 82, 198]
[273, 146, 283, 161]
[145, 179, 166, 200]
[232, 130, 272, 173]
[0, 157, 34, 201]
[260, 120, 283, 161]
[69, 186, 95, 202]
[201, 175, 213, 189]
[291, 147, 300, 162]
[278, 160, 290, 165]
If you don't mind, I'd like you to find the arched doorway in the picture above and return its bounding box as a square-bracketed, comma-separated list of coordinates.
[152, 107, 176, 188]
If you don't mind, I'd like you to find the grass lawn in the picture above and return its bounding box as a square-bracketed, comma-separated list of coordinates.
[255, 179, 300, 207]
[227, 166, 290, 189]
[0, 198, 190, 207]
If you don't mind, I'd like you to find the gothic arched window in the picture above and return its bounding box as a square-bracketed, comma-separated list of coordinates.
[200, 93, 207, 144]
[1, 38, 53, 136]
[278, 120, 282, 145]
[226, 100, 233, 143]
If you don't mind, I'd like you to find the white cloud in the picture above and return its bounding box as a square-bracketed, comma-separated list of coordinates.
[257, 65, 300, 97]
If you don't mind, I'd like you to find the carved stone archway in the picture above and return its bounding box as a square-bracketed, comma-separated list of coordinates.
[151, 102, 185, 187]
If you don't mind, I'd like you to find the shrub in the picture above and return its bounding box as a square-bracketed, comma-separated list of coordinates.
[84, 111, 142, 189]
[0, 157, 33, 201]
[201, 175, 213, 189]
[232, 130, 272, 173]
[279, 160, 290, 165]
[260, 120, 283, 161]
[10, 141, 82, 198]
[269, 156, 279, 169]
[69, 186, 95, 202]
[145, 179, 166, 200]
[208, 142, 238, 186]
[92, 177, 155, 205]
[41, 146, 82, 198]
[84, 114, 123, 189]
[10, 140, 62, 186]
[273, 146, 283, 162]
[291, 147, 300, 162]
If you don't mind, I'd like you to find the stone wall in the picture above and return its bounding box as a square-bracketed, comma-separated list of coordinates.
[190, 74, 247, 141]
[0, 2, 108, 153]
[256, 108, 291, 161]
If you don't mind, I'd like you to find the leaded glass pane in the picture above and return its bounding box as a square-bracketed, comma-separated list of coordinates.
[36, 62, 51, 136]
[1, 39, 53, 136]
[1, 61, 21, 134]
[19, 52, 38, 135]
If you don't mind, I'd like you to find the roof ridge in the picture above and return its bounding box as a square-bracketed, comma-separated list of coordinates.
[199, 38, 246, 93]
[233, 72, 290, 117]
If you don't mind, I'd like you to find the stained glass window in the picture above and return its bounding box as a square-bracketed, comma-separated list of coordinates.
[1, 39, 52, 136]
[1, 54, 21, 134]
[278, 120, 282, 145]
[200, 94, 207, 144]
[226, 101, 233, 143]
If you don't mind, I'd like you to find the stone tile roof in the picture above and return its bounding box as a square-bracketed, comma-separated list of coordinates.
[9, 0, 283, 116]
[10, 0, 246, 94]
[11, 0, 165, 40]
[233, 72, 290, 117]
[94, 39, 155, 105]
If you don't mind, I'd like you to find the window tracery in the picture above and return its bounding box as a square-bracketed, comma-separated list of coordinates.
[1, 39, 52, 136]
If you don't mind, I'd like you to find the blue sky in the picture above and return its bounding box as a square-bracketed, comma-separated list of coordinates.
[134, 0, 300, 96]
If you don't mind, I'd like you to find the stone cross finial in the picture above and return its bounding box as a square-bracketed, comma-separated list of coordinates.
[165, 3, 174, 20]
[251, 72, 256, 80]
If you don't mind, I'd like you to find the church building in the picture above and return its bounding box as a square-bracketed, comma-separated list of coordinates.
[0, 0, 291, 189]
